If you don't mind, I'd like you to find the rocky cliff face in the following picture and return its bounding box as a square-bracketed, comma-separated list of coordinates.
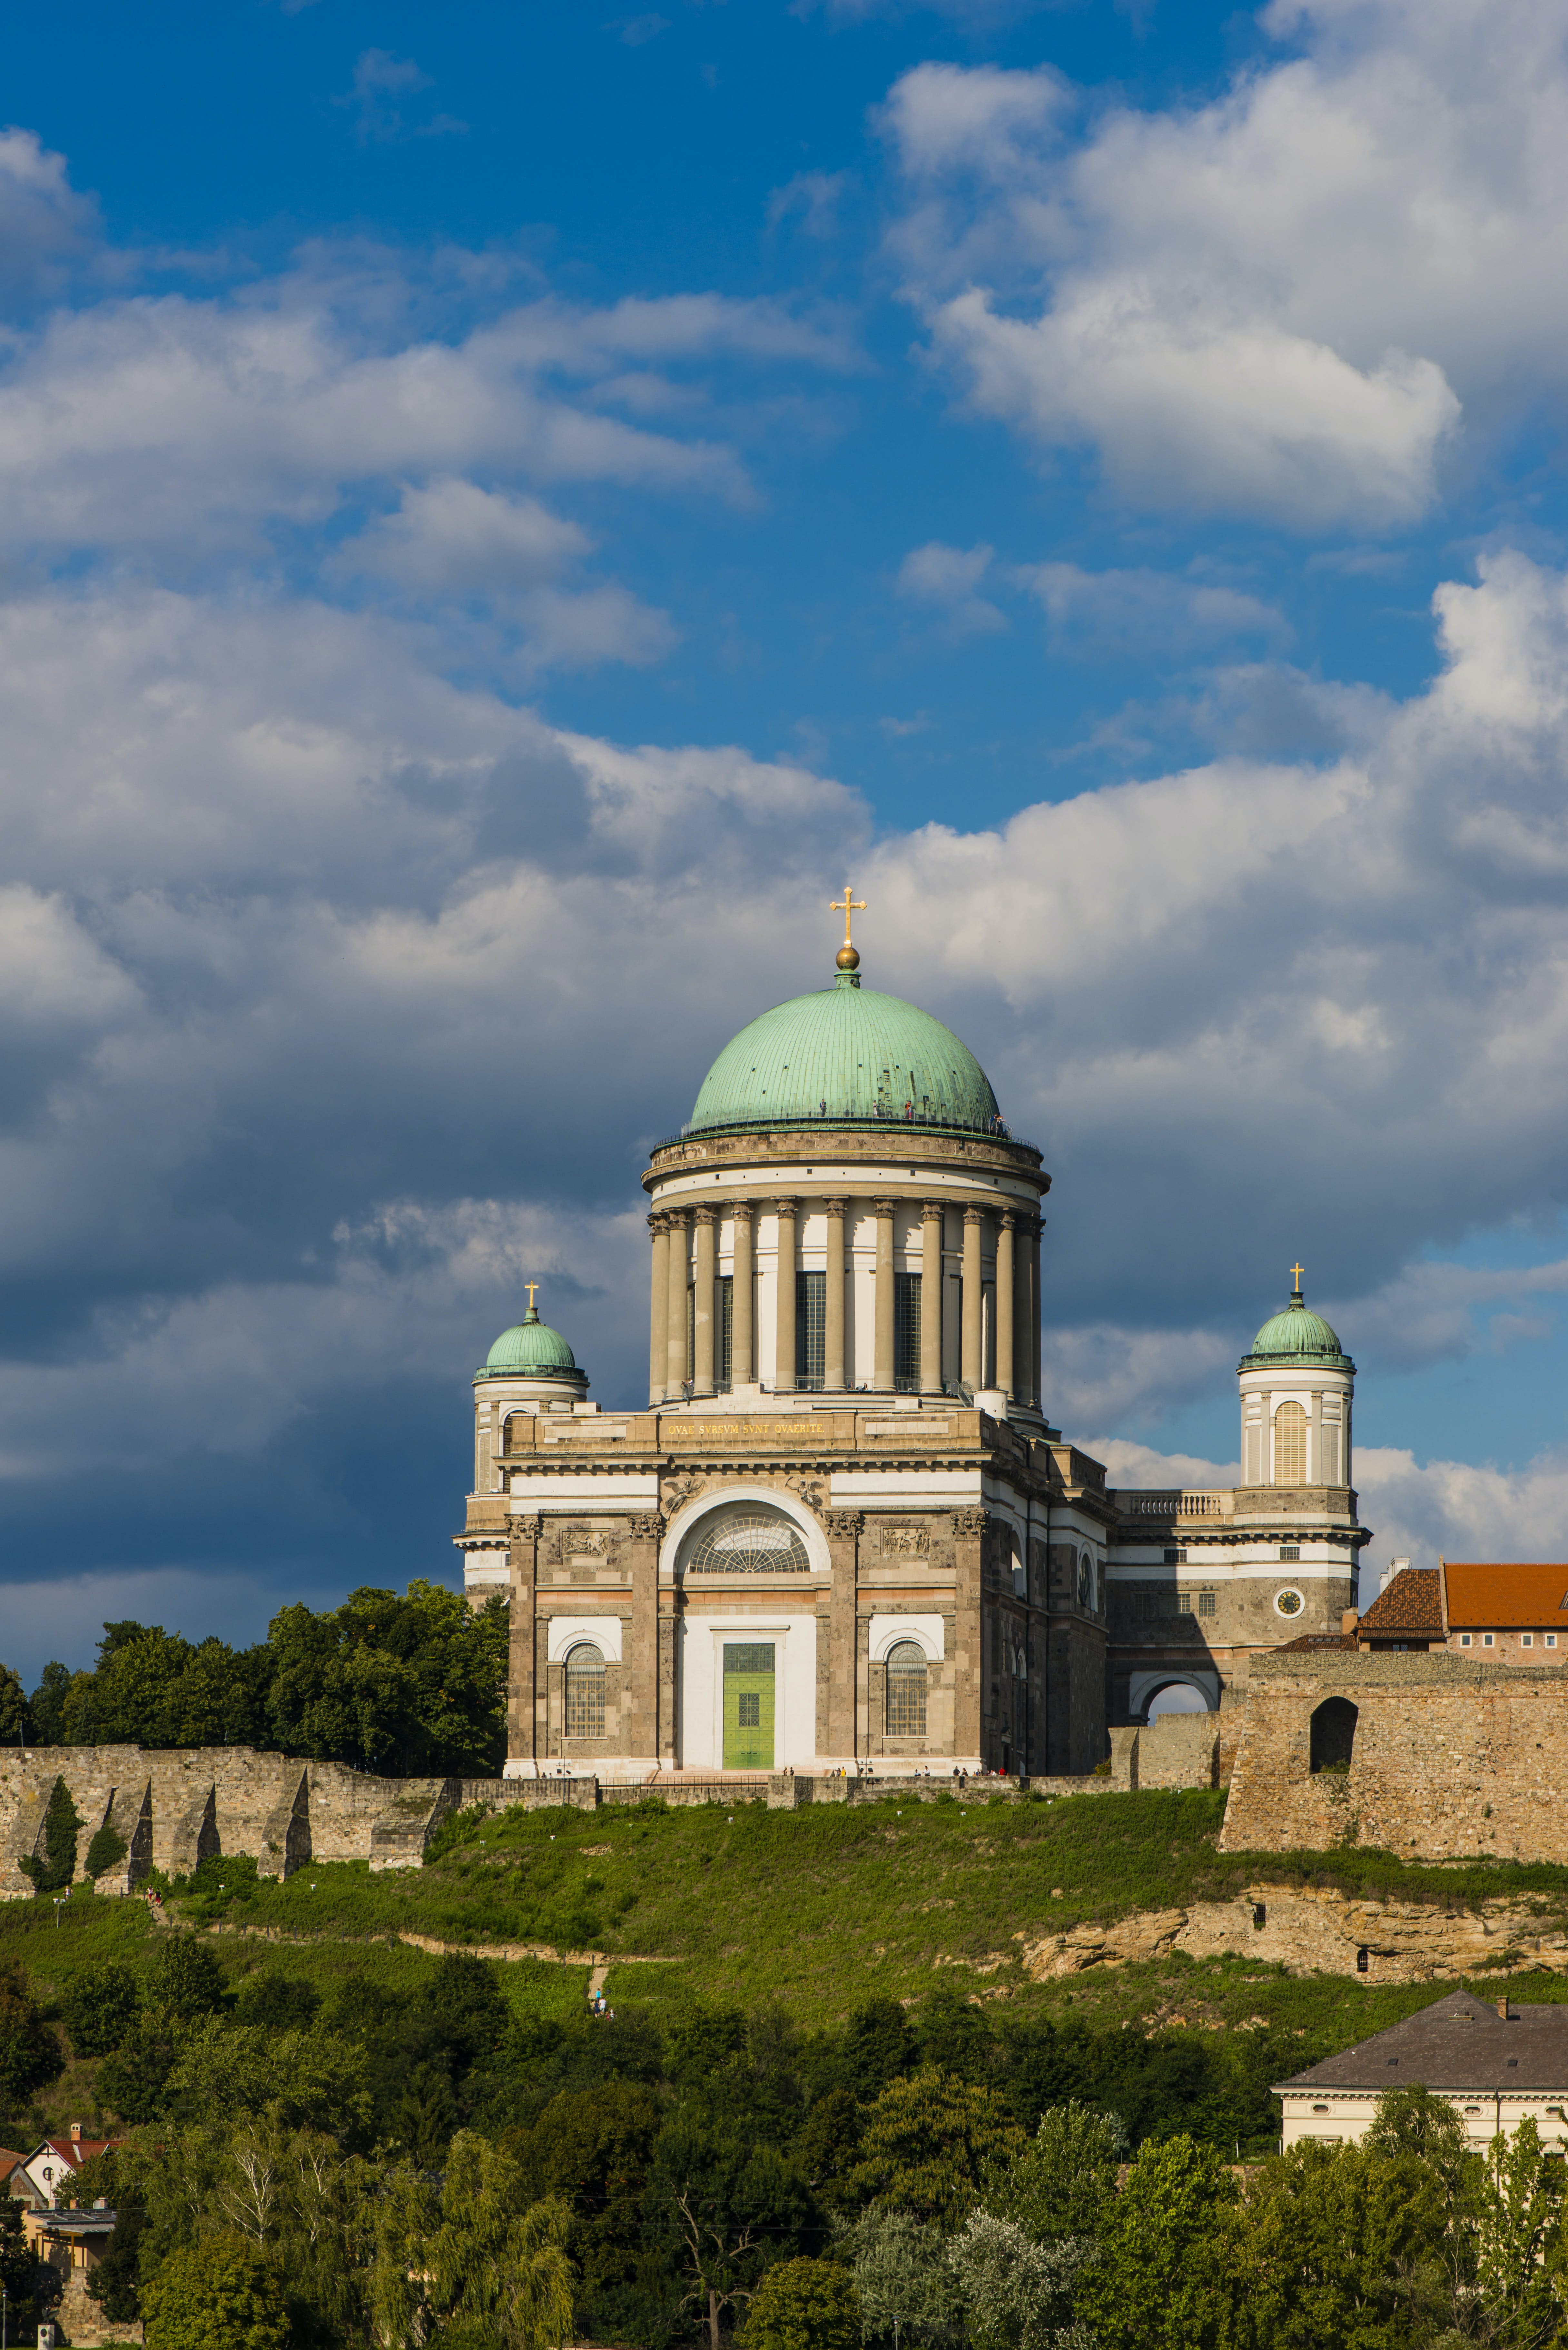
[1018, 1881, 1568, 1984]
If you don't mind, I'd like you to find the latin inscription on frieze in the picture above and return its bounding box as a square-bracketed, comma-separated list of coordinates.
[664, 1417, 848, 1446]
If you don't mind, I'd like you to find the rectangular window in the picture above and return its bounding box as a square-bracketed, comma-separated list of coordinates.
[1523, 1633, 1534, 1648]
[1461, 1633, 1473, 1647]
[737, 1690, 760, 1727]
[795, 1270, 825, 1390]
[1198, 1591, 1217, 1617]
[1280, 1544, 1300, 1562]
[1484, 1633, 1495, 1648]
[565, 1669, 605, 1740]
[717, 1274, 733, 1390]
[886, 1663, 928, 1737]
[894, 1270, 922, 1390]
[1164, 1547, 1187, 1564]
[1549, 1635, 1558, 1649]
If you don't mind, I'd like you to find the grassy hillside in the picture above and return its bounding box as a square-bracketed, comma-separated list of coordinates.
[8, 1781, 1568, 2144]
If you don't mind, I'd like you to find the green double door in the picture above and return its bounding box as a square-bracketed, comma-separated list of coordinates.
[723, 1643, 776, 1769]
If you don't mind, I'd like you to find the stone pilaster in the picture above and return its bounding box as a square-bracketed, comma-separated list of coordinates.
[996, 1210, 1016, 1399]
[874, 1198, 897, 1391]
[506, 1514, 541, 1769]
[773, 1199, 798, 1392]
[823, 1509, 862, 1758]
[921, 1203, 944, 1393]
[692, 1207, 718, 1399]
[648, 1213, 669, 1404]
[665, 1208, 690, 1398]
[961, 1207, 984, 1391]
[824, 1198, 847, 1391]
[953, 1507, 989, 1761]
[731, 1202, 755, 1385]
[626, 1513, 664, 1758]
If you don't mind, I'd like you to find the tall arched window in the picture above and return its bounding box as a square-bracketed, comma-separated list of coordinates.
[1273, 1400, 1307, 1485]
[564, 1643, 606, 1738]
[885, 1640, 928, 1736]
[1310, 1696, 1357, 1773]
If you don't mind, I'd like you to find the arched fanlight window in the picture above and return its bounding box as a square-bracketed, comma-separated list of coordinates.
[564, 1642, 606, 1739]
[683, 1505, 810, 1575]
[1273, 1400, 1307, 1486]
[885, 1639, 928, 1737]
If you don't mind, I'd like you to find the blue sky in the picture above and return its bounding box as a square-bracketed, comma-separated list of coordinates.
[4, 0, 1568, 1679]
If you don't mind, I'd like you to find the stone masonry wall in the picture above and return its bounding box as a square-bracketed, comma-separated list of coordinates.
[1220, 1654, 1568, 1860]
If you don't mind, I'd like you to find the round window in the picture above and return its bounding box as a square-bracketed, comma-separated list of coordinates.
[682, 1504, 810, 1575]
[1274, 1587, 1305, 1618]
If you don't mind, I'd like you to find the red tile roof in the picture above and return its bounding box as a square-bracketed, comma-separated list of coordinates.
[1443, 1563, 1568, 1630]
[1356, 1568, 1444, 1638]
[1278, 1632, 1356, 1652]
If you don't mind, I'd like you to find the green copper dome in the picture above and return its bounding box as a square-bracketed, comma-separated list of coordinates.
[1239, 1287, 1353, 1372]
[687, 969, 1004, 1138]
[476, 1302, 583, 1383]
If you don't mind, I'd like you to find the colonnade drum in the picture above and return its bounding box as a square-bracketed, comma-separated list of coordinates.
[646, 1190, 1043, 1410]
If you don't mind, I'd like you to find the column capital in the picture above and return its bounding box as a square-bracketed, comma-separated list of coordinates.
[731, 1198, 756, 1225]
[963, 1202, 986, 1227]
[509, 1513, 543, 1545]
[998, 1206, 1018, 1230]
[693, 1203, 719, 1226]
[823, 1195, 848, 1216]
[772, 1196, 798, 1219]
[920, 1199, 945, 1224]
[823, 1510, 863, 1540]
[665, 1203, 691, 1227]
[648, 1210, 665, 1235]
[873, 1196, 898, 1219]
[953, 1507, 990, 1539]
[627, 1513, 665, 1542]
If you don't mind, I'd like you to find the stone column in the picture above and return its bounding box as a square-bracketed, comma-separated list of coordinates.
[921, 1203, 944, 1394]
[1030, 1215, 1043, 1412]
[626, 1513, 663, 1761]
[823, 1510, 862, 1759]
[995, 1211, 1016, 1400]
[648, 1214, 669, 1404]
[953, 1507, 988, 1764]
[1013, 1213, 1033, 1411]
[773, 1199, 797, 1392]
[961, 1206, 984, 1391]
[824, 1198, 847, 1391]
[665, 1209, 689, 1398]
[731, 1203, 755, 1386]
[873, 1198, 897, 1392]
[506, 1514, 541, 1770]
[692, 1207, 718, 1399]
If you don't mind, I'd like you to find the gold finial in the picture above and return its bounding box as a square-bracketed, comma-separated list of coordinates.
[525, 1281, 540, 1314]
[1290, 1262, 1304, 1296]
[829, 882, 867, 971]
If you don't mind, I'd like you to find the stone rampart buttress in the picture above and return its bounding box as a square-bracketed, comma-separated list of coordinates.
[1220, 1654, 1568, 1860]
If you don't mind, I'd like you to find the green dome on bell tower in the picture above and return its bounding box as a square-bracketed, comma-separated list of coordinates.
[1239, 1270, 1353, 1372]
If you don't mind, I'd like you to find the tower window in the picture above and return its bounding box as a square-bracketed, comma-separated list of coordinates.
[1273, 1401, 1307, 1485]
[1280, 1544, 1300, 1562]
[1198, 1591, 1217, 1617]
[564, 1644, 606, 1739]
[1164, 1548, 1187, 1565]
[885, 1640, 928, 1736]
[795, 1270, 826, 1389]
[894, 1270, 922, 1390]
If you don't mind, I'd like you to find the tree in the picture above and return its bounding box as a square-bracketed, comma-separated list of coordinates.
[94, 2007, 187, 2123]
[62, 1960, 142, 2058]
[265, 1582, 509, 1775]
[28, 1660, 73, 1744]
[648, 2117, 818, 2350]
[147, 1932, 227, 2019]
[142, 2233, 291, 2350]
[743, 2257, 860, 2350]
[19, 1775, 81, 1891]
[372, 2131, 573, 2350]
[1477, 2117, 1563, 2349]
[1073, 2134, 1239, 2350]
[841, 1999, 918, 2103]
[847, 2205, 964, 2350]
[0, 2196, 37, 2330]
[0, 1958, 64, 2103]
[848, 2069, 1024, 2229]
[982, 2102, 1126, 2243]
[87, 2195, 146, 2322]
[0, 1662, 25, 1745]
[1232, 2138, 1446, 2350]
[945, 2211, 1093, 2350]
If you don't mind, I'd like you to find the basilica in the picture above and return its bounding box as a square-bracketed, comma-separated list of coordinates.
[455, 901, 1369, 1779]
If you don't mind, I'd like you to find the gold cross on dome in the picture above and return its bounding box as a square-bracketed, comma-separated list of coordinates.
[1290, 1262, 1305, 1292]
[829, 883, 867, 950]
[525, 1281, 540, 1311]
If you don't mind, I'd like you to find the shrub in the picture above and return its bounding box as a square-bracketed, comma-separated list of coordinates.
[142, 2234, 290, 2350]
[744, 2257, 860, 2350]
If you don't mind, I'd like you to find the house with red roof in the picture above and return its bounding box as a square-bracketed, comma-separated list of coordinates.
[11, 2125, 114, 2209]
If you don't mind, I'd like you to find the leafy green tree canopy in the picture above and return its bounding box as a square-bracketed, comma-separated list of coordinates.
[142, 2233, 291, 2350]
[1075, 2132, 1239, 2350]
[62, 1959, 142, 2058]
[849, 2068, 1025, 2230]
[743, 2257, 861, 2350]
[0, 1956, 64, 2103]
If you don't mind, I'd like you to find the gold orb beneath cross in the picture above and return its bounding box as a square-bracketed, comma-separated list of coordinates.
[836, 944, 860, 970]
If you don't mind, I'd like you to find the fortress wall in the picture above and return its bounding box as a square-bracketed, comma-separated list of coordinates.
[1219, 1655, 1568, 1860]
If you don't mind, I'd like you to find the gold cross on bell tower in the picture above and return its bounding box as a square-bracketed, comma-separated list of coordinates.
[525, 1281, 540, 1314]
[830, 882, 866, 972]
[1290, 1262, 1305, 1296]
